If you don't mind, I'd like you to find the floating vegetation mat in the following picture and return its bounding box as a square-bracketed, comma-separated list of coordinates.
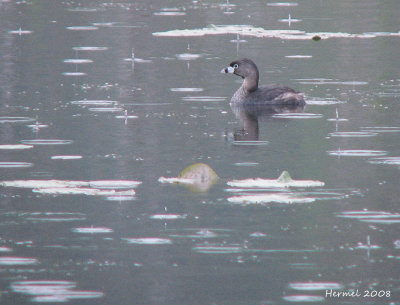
[227, 193, 316, 204]
[226, 171, 333, 205]
[224, 172, 360, 205]
[0, 180, 141, 197]
[153, 24, 400, 40]
[227, 171, 325, 188]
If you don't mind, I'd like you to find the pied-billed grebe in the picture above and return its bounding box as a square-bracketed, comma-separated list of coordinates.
[221, 58, 305, 106]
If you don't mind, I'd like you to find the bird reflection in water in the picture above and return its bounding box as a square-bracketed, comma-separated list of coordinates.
[229, 103, 305, 141]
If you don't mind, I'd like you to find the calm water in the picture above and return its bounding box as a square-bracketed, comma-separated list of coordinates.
[1, 0, 400, 304]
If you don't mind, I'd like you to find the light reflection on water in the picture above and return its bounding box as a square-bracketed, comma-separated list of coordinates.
[1, 0, 400, 304]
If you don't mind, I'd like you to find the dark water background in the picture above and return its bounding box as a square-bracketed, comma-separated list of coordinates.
[1, 0, 400, 304]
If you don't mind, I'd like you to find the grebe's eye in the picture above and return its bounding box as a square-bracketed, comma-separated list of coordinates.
[233, 64, 239, 69]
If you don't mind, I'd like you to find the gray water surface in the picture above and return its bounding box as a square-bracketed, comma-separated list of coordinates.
[1, 0, 400, 304]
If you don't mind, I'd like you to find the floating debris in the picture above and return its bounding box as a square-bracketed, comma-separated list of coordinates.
[360, 126, 400, 133]
[153, 11, 186, 16]
[71, 100, 119, 106]
[234, 162, 259, 166]
[1, 179, 141, 197]
[92, 22, 118, 27]
[32, 188, 136, 196]
[8, 28, 33, 35]
[289, 282, 344, 291]
[24, 212, 86, 222]
[51, 155, 83, 160]
[88, 107, 124, 112]
[72, 227, 113, 234]
[169, 229, 227, 239]
[306, 99, 346, 105]
[0, 144, 33, 150]
[283, 295, 325, 302]
[231, 140, 269, 146]
[63, 59, 93, 64]
[337, 210, 400, 224]
[123, 238, 172, 245]
[21, 139, 73, 145]
[192, 244, 242, 254]
[368, 156, 400, 166]
[0, 257, 38, 265]
[66, 26, 99, 31]
[67, 7, 99, 12]
[0, 117, 35, 124]
[328, 131, 377, 138]
[176, 53, 201, 60]
[150, 214, 187, 220]
[0, 162, 33, 168]
[272, 113, 323, 119]
[227, 193, 315, 205]
[170, 88, 204, 92]
[158, 163, 219, 192]
[227, 171, 325, 188]
[285, 55, 312, 58]
[89, 180, 142, 189]
[327, 150, 387, 157]
[267, 2, 298, 7]
[72, 46, 109, 51]
[298, 79, 368, 85]
[62, 72, 87, 76]
[105, 195, 136, 202]
[10, 281, 103, 302]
